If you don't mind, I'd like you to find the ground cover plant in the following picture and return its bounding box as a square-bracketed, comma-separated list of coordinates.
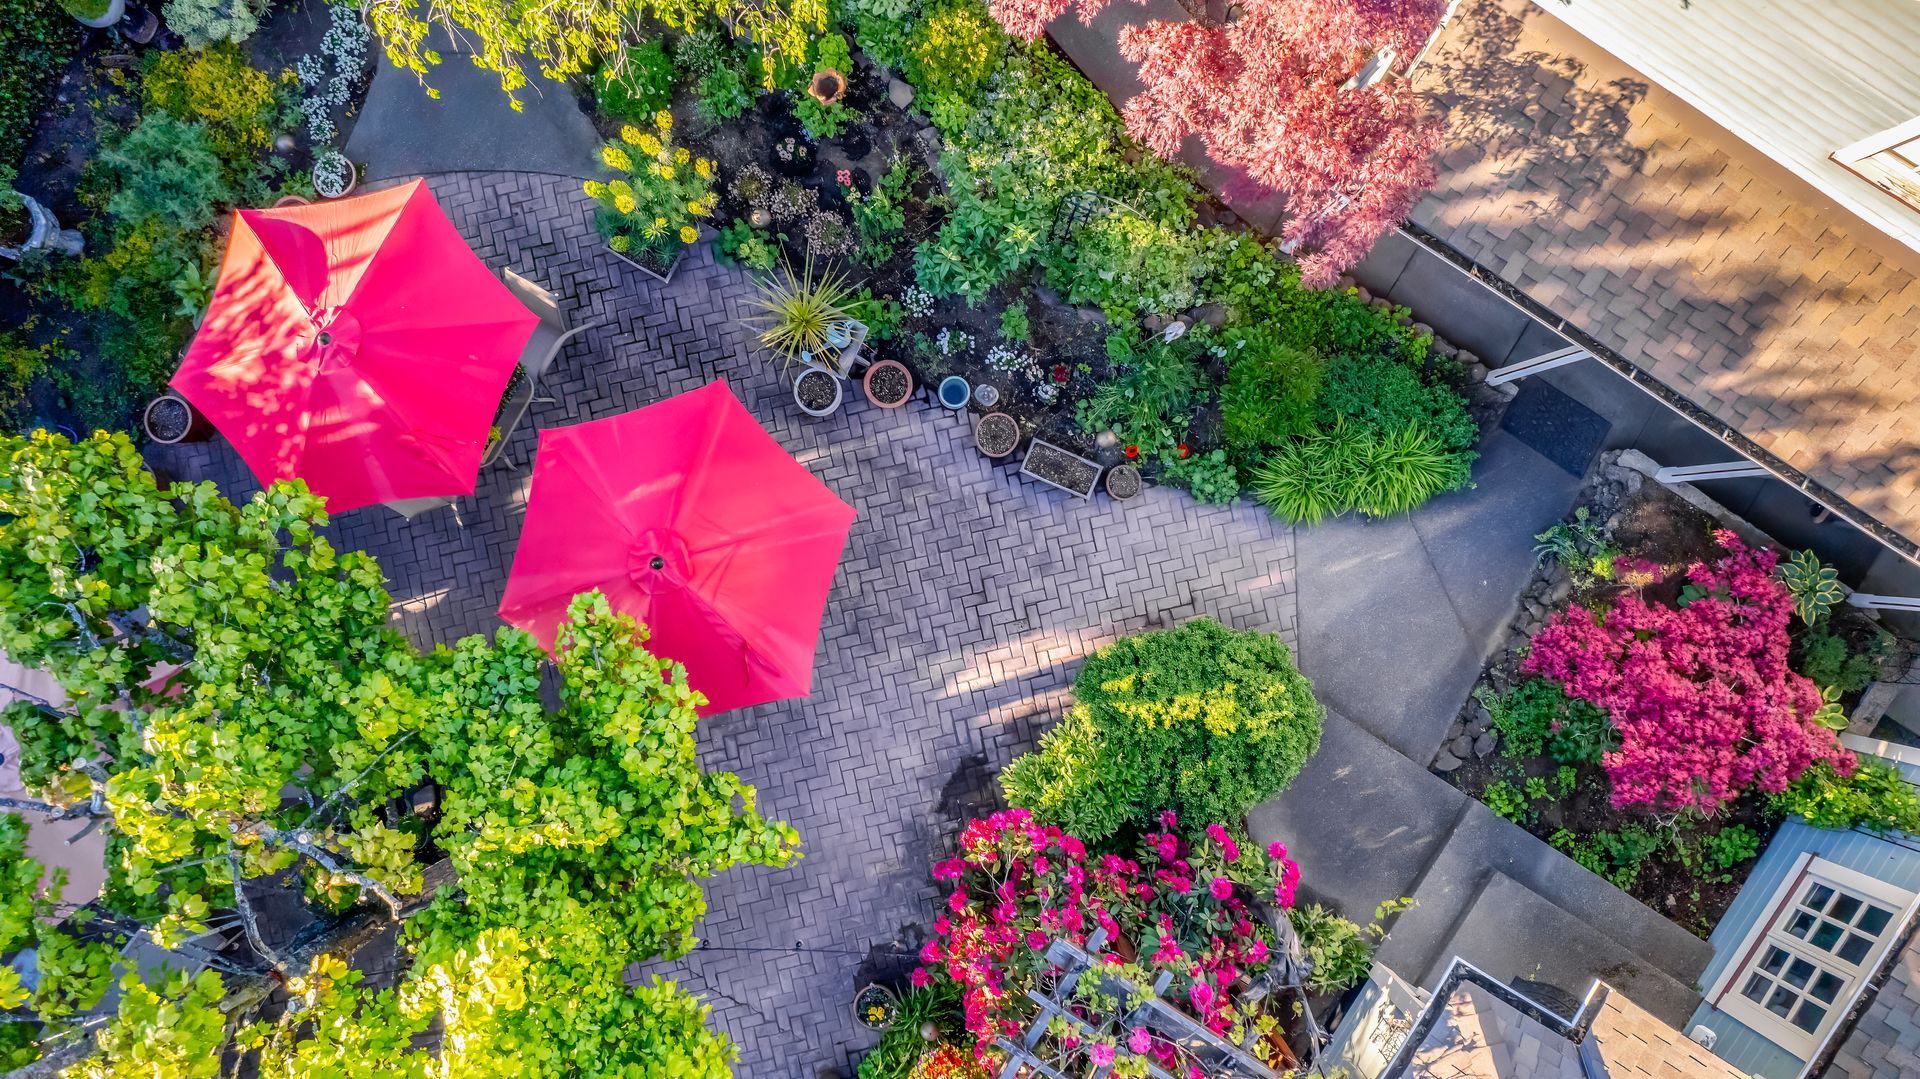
[1445, 464, 1914, 935]
[0, 431, 798, 1073]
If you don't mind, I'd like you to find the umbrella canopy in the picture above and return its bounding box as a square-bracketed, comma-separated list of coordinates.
[498, 380, 856, 715]
[171, 179, 539, 512]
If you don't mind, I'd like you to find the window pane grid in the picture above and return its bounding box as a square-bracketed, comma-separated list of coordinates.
[1732, 874, 1906, 1049]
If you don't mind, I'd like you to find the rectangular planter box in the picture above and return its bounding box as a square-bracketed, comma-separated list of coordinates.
[1020, 439, 1102, 499]
[606, 241, 684, 286]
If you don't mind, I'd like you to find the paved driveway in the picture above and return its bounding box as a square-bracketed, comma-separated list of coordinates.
[149, 170, 1300, 1074]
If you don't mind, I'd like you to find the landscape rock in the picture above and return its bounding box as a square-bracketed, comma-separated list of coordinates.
[1466, 703, 1492, 736]
[888, 79, 915, 110]
[1354, 287, 1372, 304]
[1433, 750, 1464, 772]
[1449, 735, 1473, 759]
[1473, 732, 1499, 758]
[1549, 578, 1573, 604]
[1492, 379, 1519, 400]
[1187, 303, 1229, 329]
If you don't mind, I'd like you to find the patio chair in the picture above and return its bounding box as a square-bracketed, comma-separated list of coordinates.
[381, 270, 598, 518]
[482, 269, 601, 470]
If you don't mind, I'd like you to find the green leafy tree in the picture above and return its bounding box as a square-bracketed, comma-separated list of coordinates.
[366, 0, 827, 107]
[1001, 618, 1324, 841]
[0, 431, 799, 1074]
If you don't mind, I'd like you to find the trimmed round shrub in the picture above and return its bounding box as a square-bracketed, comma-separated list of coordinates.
[1000, 618, 1323, 841]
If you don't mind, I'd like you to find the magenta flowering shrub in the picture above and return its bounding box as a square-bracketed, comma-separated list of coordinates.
[1521, 531, 1852, 812]
[916, 809, 1299, 1071]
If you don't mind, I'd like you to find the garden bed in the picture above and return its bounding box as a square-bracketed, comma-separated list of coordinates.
[1440, 451, 1897, 936]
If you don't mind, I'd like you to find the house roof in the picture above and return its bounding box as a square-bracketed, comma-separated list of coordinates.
[1412, 0, 1920, 560]
[1528, 0, 1920, 258]
[1395, 966, 1748, 1079]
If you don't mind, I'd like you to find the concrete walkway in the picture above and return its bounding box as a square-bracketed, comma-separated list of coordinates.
[344, 29, 603, 181]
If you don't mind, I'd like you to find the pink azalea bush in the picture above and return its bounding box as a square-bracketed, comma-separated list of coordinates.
[916, 809, 1299, 1070]
[1521, 531, 1852, 812]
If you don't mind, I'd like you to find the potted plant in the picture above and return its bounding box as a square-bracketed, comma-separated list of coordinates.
[0, 168, 82, 261]
[809, 68, 846, 106]
[142, 392, 213, 445]
[1104, 463, 1143, 501]
[744, 256, 856, 372]
[863, 359, 913, 408]
[794, 367, 843, 417]
[975, 412, 1019, 459]
[853, 983, 899, 1031]
[58, 0, 125, 28]
[584, 110, 719, 284]
[937, 376, 970, 410]
[312, 152, 357, 199]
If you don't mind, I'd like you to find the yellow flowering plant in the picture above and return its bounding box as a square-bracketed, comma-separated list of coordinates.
[584, 110, 719, 272]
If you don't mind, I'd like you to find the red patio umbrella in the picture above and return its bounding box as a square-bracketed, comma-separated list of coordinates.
[171, 179, 539, 512]
[498, 380, 857, 715]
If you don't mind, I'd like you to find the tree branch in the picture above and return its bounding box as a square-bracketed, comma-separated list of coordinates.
[227, 849, 288, 974]
[0, 797, 97, 822]
[301, 732, 417, 830]
[236, 824, 406, 920]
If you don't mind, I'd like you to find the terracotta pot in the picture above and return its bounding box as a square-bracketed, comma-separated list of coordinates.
[862, 359, 913, 408]
[809, 68, 847, 105]
[1105, 463, 1143, 501]
[974, 412, 1019, 459]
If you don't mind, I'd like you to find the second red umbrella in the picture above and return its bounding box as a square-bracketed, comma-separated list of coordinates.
[498, 380, 857, 715]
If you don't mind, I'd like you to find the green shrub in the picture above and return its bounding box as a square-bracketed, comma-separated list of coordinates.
[1695, 824, 1759, 874]
[1478, 679, 1616, 766]
[163, 0, 270, 47]
[855, 983, 963, 1079]
[0, 326, 58, 418]
[596, 41, 675, 121]
[904, 0, 1004, 100]
[1221, 327, 1324, 453]
[998, 301, 1030, 343]
[1289, 901, 1405, 996]
[913, 48, 1197, 301]
[98, 114, 234, 236]
[678, 26, 754, 120]
[0, 0, 73, 163]
[1771, 760, 1920, 835]
[142, 44, 278, 173]
[1047, 212, 1217, 324]
[1315, 352, 1477, 454]
[1162, 448, 1238, 504]
[714, 220, 779, 271]
[1551, 824, 1663, 890]
[1796, 628, 1884, 694]
[843, 0, 915, 67]
[1252, 421, 1472, 524]
[1000, 618, 1324, 842]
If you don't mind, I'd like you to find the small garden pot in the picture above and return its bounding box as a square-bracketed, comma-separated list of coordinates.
[938, 376, 970, 410]
[1104, 463, 1143, 501]
[312, 153, 358, 199]
[975, 412, 1020, 459]
[808, 68, 846, 106]
[863, 359, 913, 409]
[853, 983, 898, 1031]
[794, 368, 843, 417]
[606, 240, 683, 285]
[142, 393, 213, 445]
[273, 195, 312, 209]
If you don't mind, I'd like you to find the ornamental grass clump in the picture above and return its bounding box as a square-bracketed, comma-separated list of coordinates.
[1521, 531, 1853, 813]
[1000, 618, 1322, 841]
[584, 110, 718, 271]
[917, 809, 1300, 1069]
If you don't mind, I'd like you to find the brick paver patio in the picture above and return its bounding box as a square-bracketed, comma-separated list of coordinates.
[148, 170, 1300, 1075]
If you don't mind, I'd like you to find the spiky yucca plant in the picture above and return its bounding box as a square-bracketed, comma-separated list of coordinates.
[744, 256, 856, 370]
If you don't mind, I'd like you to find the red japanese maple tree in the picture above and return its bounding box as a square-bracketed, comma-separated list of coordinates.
[987, 0, 1446, 286]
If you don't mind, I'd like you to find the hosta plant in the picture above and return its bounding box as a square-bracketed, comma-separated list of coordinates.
[1779, 548, 1845, 625]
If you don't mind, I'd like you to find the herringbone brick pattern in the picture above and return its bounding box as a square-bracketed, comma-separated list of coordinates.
[147, 170, 1299, 1075]
[1413, 0, 1920, 547]
[1828, 935, 1920, 1077]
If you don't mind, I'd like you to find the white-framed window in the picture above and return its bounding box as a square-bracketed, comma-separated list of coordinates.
[1834, 117, 1920, 212]
[1711, 856, 1913, 1058]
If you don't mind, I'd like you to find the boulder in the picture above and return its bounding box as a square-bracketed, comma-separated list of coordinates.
[888, 79, 915, 110]
[1433, 750, 1464, 772]
[1473, 732, 1499, 758]
[1187, 303, 1229, 329]
[1449, 735, 1473, 759]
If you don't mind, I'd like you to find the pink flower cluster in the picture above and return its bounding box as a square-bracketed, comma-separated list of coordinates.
[916, 809, 1299, 1064]
[1522, 531, 1853, 811]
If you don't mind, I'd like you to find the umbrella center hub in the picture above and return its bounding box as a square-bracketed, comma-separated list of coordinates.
[629, 529, 690, 594]
[307, 307, 363, 372]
